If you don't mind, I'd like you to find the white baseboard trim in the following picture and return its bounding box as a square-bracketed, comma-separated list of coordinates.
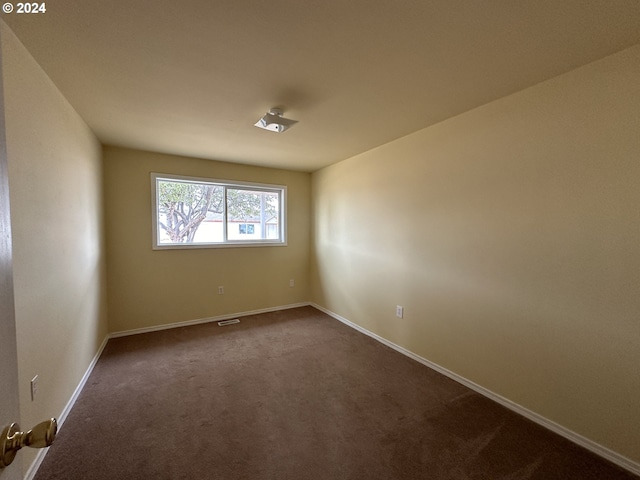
[26, 303, 638, 478]
[24, 334, 110, 480]
[310, 303, 640, 476]
[109, 302, 310, 338]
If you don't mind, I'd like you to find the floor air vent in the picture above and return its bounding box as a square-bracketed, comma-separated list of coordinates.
[218, 319, 240, 326]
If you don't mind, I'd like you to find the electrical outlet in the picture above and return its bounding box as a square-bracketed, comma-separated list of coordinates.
[396, 305, 404, 318]
[289, 279, 295, 287]
[30, 375, 38, 401]
[218, 286, 224, 295]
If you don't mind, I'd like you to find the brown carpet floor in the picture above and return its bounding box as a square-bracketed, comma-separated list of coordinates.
[34, 306, 637, 480]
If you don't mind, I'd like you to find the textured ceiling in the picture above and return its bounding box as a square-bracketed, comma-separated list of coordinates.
[3, 1, 640, 171]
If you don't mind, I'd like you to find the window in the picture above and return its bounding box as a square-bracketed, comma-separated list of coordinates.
[238, 224, 255, 235]
[151, 173, 286, 249]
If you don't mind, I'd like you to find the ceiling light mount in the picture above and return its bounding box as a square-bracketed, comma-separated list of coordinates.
[254, 108, 298, 133]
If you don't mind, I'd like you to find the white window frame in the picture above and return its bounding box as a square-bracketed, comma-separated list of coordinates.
[151, 173, 287, 250]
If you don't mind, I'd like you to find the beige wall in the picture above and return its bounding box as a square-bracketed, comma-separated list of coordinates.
[103, 147, 310, 333]
[311, 45, 640, 463]
[1, 22, 108, 474]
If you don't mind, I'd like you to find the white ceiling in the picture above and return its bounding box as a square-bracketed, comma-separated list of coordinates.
[4, 1, 640, 172]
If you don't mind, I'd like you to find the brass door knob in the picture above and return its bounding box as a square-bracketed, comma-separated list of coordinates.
[0, 418, 57, 468]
